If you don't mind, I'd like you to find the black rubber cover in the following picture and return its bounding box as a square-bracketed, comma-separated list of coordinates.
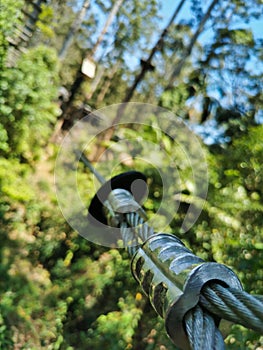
[88, 171, 147, 225]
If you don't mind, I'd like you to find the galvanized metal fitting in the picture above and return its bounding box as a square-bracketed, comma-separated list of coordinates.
[131, 233, 243, 350]
[103, 188, 149, 249]
[104, 188, 145, 226]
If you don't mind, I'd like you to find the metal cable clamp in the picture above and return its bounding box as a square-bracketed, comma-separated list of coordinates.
[131, 233, 242, 349]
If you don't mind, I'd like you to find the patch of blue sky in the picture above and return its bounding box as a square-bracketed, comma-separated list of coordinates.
[189, 119, 230, 145]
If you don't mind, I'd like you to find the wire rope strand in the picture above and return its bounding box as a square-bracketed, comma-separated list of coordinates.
[125, 212, 154, 243]
[184, 304, 225, 350]
[200, 283, 263, 334]
[120, 221, 138, 256]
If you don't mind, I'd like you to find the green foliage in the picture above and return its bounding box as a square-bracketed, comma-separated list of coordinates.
[0, 158, 34, 201]
[0, 45, 60, 160]
[158, 1, 263, 141]
[115, 0, 159, 53]
[0, 0, 23, 38]
[36, 4, 56, 39]
[194, 125, 263, 346]
[0, 1, 262, 349]
[229, 29, 254, 46]
[87, 293, 143, 349]
[160, 83, 192, 117]
[0, 0, 23, 65]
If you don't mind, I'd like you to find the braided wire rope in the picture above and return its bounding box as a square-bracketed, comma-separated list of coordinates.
[184, 304, 225, 350]
[119, 211, 225, 350]
[82, 152, 263, 347]
[122, 211, 263, 334]
[118, 210, 263, 347]
[200, 283, 263, 334]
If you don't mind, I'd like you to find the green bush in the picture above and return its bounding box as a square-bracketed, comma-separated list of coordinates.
[0, 45, 60, 160]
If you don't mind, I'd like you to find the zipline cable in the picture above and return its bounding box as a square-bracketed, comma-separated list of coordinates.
[83, 155, 263, 348]
[184, 304, 225, 350]
[201, 283, 263, 334]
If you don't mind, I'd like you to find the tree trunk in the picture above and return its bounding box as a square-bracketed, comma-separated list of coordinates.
[60, 0, 124, 128]
[90, 0, 124, 57]
[86, 65, 105, 100]
[96, 61, 120, 103]
[122, 0, 186, 105]
[165, 0, 220, 89]
[59, 0, 90, 60]
[89, 0, 186, 161]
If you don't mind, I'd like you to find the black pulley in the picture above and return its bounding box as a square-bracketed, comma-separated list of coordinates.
[88, 171, 147, 225]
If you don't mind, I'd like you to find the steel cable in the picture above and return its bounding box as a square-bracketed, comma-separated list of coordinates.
[123, 211, 263, 335]
[85, 162, 262, 348]
[200, 283, 263, 334]
[116, 204, 262, 348]
[184, 304, 225, 350]
[119, 211, 224, 349]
